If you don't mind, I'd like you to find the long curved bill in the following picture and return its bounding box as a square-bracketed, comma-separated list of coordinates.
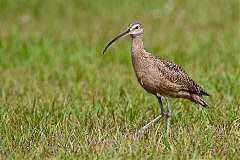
[103, 29, 131, 54]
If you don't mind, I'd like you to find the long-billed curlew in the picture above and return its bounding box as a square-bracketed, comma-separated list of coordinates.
[103, 23, 210, 136]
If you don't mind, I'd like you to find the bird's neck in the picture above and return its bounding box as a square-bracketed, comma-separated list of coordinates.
[131, 34, 144, 56]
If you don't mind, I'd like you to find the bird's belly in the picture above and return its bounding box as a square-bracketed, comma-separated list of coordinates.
[135, 71, 160, 95]
[135, 70, 183, 97]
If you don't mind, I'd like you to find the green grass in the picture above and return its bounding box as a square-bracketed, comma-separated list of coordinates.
[0, 0, 240, 159]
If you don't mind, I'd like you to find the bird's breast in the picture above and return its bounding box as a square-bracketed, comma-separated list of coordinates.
[132, 60, 161, 95]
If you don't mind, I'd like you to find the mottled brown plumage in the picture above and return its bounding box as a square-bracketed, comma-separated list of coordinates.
[103, 22, 210, 136]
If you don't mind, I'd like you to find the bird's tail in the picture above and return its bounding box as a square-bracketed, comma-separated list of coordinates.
[191, 94, 210, 108]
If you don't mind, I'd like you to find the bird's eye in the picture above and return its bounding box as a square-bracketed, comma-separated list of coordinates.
[135, 26, 139, 29]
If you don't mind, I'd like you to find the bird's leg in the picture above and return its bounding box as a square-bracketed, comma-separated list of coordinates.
[157, 96, 165, 115]
[165, 97, 171, 137]
[137, 96, 165, 134]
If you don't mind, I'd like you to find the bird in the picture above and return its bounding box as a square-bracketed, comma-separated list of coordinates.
[102, 22, 210, 137]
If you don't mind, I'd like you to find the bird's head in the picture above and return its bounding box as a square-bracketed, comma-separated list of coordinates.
[103, 22, 143, 54]
[127, 23, 143, 37]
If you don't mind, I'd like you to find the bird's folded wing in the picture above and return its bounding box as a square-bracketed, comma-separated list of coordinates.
[155, 57, 209, 96]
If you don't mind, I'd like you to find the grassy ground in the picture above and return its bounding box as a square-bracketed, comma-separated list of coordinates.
[0, 0, 239, 159]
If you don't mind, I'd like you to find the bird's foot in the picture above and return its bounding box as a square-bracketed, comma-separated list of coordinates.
[135, 113, 165, 139]
[134, 130, 144, 139]
[134, 126, 147, 139]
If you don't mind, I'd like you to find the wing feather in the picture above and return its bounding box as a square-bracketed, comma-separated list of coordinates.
[154, 56, 209, 96]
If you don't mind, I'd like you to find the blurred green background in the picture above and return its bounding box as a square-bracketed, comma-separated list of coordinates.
[0, 0, 239, 159]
